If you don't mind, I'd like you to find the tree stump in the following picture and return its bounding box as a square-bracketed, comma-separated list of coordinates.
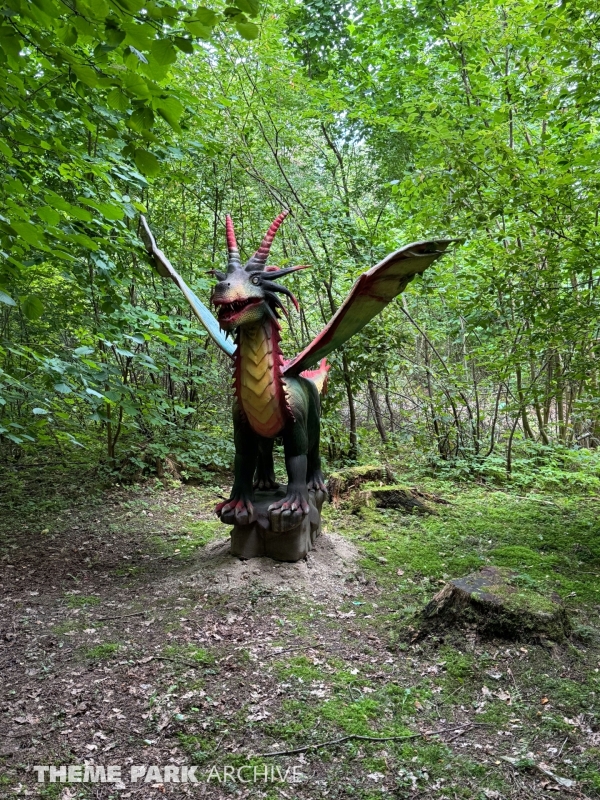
[327, 464, 396, 504]
[359, 486, 449, 514]
[416, 567, 571, 641]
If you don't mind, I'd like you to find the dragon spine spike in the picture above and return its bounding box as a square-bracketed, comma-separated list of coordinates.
[245, 209, 290, 271]
[265, 280, 299, 311]
[225, 214, 242, 273]
[264, 290, 290, 318]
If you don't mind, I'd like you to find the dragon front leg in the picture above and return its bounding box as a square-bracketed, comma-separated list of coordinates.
[268, 453, 310, 530]
[216, 406, 258, 526]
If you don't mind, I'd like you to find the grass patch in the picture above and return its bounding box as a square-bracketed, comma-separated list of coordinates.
[274, 655, 327, 682]
[162, 644, 216, 665]
[152, 519, 222, 558]
[82, 642, 120, 660]
[325, 486, 600, 610]
[64, 594, 101, 608]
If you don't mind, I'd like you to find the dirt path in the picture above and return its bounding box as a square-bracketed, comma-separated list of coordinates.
[1, 480, 598, 799]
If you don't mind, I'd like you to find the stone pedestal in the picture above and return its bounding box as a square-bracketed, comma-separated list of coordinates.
[225, 489, 325, 562]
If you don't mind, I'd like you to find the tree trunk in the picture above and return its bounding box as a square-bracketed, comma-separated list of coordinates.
[383, 368, 395, 433]
[342, 352, 358, 460]
[516, 366, 535, 440]
[555, 352, 566, 443]
[368, 379, 387, 443]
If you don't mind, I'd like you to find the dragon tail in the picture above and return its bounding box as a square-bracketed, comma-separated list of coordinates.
[300, 358, 330, 396]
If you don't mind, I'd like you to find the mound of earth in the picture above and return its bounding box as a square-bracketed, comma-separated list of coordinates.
[165, 531, 359, 600]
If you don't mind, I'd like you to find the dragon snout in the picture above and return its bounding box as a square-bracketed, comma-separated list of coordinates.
[212, 285, 265, 328]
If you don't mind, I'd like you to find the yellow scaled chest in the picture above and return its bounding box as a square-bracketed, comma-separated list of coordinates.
[236, 321, 288, 438]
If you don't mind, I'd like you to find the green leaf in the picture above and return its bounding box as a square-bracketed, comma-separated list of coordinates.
[54, 383, 72, 394]
[236, 21, 259, 40]
[31, 0, 60, 19]
[188, 7, 219, 26]
[174, 37, 194, 54]
[235, 0, 259, 17]
[155, 97, 184, 131]
[125, 45, 148, 64]
[0, 290, 16, 306]
[150, 38, 178, 66]
[68, 206, 94, 222]
[4, 433, 24, 443]
[72, 64, 99, 88]
[123, 73, 151, 99]
[134, 148, 161, 177]
[105, 24, 126, 47]
[12, 222, 46, 247]
[61, 24, 78, 46]
[37, 206, 61, 225]
[32, 407, 49, 415]
[106, 88, 129, 111]
[21, 295, 45, 320]
[79, 197, 125, 221]
[129, 106, 155, 132]
[184, 20, 212, 39]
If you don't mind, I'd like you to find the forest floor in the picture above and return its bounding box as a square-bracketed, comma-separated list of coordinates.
[0, 460, 599, 800]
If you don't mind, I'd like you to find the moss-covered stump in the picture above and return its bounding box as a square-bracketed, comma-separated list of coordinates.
[416, 566, 571, 641]
[328, 464, 396, 504]
[359, 485, 449, 514]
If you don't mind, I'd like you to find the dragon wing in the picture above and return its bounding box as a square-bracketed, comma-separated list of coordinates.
[283, 239, 457, 376]
[140, 216, 236, 359]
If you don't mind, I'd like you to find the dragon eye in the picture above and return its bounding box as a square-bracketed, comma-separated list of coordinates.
[250, 274, 261, 286]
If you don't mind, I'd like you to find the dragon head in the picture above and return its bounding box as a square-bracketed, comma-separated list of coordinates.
[212, 210, 307, 331]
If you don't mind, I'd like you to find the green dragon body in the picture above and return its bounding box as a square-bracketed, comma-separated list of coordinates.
[141, 210, 456, 532]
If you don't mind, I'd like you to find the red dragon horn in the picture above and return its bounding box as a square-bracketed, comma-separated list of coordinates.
[225, 214, 242, 273]
[245, 209, 290, 271]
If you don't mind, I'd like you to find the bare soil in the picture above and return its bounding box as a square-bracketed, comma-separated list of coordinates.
[0, 476, 598, 799]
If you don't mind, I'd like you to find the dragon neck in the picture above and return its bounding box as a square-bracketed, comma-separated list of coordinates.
[234, 316, 289, 437]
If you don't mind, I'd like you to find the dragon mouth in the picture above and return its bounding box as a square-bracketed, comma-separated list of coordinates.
[214, 297, 262, 324]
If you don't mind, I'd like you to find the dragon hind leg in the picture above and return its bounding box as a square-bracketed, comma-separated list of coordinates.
[253, 436, 279, 491]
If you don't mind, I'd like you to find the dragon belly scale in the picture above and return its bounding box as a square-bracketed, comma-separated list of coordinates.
[235, 318, 289, 438]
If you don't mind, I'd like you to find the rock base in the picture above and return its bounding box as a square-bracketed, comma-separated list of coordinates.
[416, 566, 571, 641]
[226, 489, 325, 562]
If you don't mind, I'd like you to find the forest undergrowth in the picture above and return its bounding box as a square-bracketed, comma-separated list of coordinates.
[1, 445, 599, 799]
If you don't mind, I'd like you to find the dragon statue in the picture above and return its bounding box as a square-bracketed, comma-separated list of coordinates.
[140, 210, 455, 560]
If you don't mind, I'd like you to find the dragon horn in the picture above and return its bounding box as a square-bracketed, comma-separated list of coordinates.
[225, 214, 242, 273]
[245, 209, 290, 271]
[260, 265, 310, 280]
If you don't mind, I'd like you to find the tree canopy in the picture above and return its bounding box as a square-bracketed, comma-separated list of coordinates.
[1, 0, 600, 482]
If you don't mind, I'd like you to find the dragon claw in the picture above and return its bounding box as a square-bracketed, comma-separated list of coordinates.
[253, 476, 279, 491]
[307, 471, 327, 493]
[216, 495, 256, 526]
[268, 488, 310, 532]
